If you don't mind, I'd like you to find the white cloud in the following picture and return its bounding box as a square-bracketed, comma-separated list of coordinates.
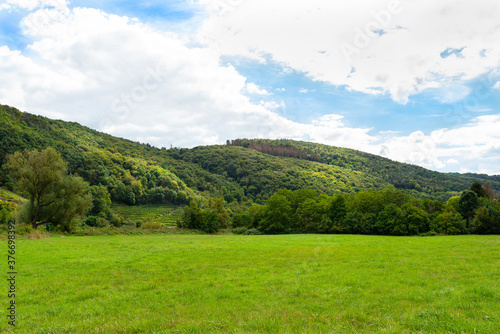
[494, 81, 500, 89]
[3, 0, 68, 11]
[299, 88, 314, 94]
[1, 2, 500, 174]
[0, 6, 376, 151]
[198, 0, 500, 103]
[380, 115, 500, 174]
[245, 82, 269, 95]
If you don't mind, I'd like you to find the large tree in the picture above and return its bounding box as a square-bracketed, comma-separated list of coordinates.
[6, 147, 92, 229]
[458, 190, 479, 228]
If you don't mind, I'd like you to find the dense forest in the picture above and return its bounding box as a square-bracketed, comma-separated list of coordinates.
[217, 183, 499, 236]
[0, 104, 499, 235]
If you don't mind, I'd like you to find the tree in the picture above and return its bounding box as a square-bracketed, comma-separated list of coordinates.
[208, 197, 230, 228]
[148, 186, 166, 204]
[202, 209, 219, 233]
[180, 201, 203, 230]
[259, 192, 292, 233]
[433, 210, 466, 235]
[376, 204, 403, 235]
[88, 185, 111, 216]
[458, 190, 479, 228]
[402, 203, 430, 235]
[327, 194, 347, 232]
[295, 198, 322, 232]
[470, 181, 486, 198]
[484, 182, 495, 200]
[6, 148, 92, 229]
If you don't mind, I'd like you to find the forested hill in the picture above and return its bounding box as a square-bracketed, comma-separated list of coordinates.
[0, 104, 499, 205]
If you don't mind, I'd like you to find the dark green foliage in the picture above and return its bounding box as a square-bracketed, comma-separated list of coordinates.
[458, 190, 479, 225]
[326, 194, 348, 233]
[470, 181, 487, 198]
[88, 185, 111, 217]
[207, 197, 230, 228]
[472, 205, 500, 234]
[243, 182, 499, 236]
[148, 187, 166, 204]
[432, 210, 466, 235]
[401, 204, 430, 235]
[179, 201, 221, 233]
[258, 191, 293, 234]
[231, 212, 251, 228]
[180, 201, 203, 230]
[201, 210, 219, 233]
[6, 147, 92, 230]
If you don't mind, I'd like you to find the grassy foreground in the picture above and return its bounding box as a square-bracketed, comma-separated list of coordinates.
[4, 234, 500, 333]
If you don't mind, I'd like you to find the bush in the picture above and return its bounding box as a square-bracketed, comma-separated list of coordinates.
[141, 219, 163, 230]
[244, 228, 264, 235]
[232, 227, 248, 234]
[202, 210, 219, 233]
[110, 214, 125, 227]
[0, 207, 14, 225]
[122, 219, 137, 229]
[232, 212, 251, 228]
[16, 223, 34, 235]
[95, 217, 110, 228]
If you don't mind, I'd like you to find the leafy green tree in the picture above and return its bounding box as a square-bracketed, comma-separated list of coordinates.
[88, 185, 111, 216]
[232, 211, 251, 228]
[248, 204, 265, 228]
[470, 181, 486, 198]
[376, 204, 404, 235]
[433, 210, 467, 235]
[295, 198, 322, 232]
[148, 186, 166, 204]
[208, 197, 230, 228]
[6, 148, 92, 229]
[259, 192, 292, 233]
[202, 209, 219, 233]
[180, 201, 203, 230]
[402, 203, 430, 235]
[327, 194, 347, 232]
[472, 206, 500, 234]
[458, 190, 479, 228]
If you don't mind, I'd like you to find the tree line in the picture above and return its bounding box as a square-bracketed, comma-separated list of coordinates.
[183, 182, 500, 235]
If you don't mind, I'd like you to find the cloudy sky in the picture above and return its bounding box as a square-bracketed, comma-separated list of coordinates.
[1, 0, 500, 174]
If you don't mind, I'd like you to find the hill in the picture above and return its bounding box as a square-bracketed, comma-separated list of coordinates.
[1, 104, 499, 207]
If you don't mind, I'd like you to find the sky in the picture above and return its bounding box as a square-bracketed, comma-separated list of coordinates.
[1, 0, 500, 175]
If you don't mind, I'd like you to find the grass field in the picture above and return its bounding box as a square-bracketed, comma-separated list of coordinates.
[4, 234, 500, 333]
[111, 204, 183, 227]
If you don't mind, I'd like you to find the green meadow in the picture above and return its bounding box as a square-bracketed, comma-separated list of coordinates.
[4, 234, 500, 333]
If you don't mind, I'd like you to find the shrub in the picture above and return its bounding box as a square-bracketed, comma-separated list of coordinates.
[16, 223, 34, 235]
[141, 220, 163, 230]
[122, 219, 137, 229]
[110, 214, 125, 227]
[95, 217, 110, 228]
[232, 227, 248, 234]
[244, 228, 264, 235]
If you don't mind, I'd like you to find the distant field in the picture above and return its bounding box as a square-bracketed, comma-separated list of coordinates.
[111, 203, 183, 227]
[6, 234, 500, 333]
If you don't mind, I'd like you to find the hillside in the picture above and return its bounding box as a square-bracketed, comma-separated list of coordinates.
[1, 104, 499, 206]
